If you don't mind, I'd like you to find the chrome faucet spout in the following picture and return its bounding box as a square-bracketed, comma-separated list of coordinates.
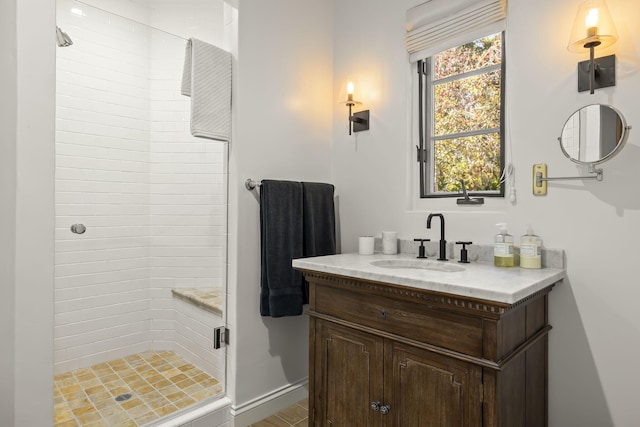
[427, 213, 448, 261]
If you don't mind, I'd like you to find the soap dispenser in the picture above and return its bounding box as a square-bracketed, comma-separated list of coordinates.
[519, 224, 542, 269]
[494, 223, 514, 267]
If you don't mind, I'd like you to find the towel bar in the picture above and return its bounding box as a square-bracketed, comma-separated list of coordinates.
[245, 178, 262, 191]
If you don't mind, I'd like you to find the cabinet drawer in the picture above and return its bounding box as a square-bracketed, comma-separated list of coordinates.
[314, 284, 484, 357]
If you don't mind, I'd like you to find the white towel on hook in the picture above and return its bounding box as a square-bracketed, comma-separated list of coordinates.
[181, 38, 232, 142]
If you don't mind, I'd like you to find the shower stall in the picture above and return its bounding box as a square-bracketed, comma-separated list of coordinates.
[54, 0, 229, 425]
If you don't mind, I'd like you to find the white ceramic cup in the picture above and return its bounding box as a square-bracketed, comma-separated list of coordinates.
[382, 231, 398, 255]
[358, 236, 375, 255]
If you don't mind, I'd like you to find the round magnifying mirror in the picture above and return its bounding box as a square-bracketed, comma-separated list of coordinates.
[559, 104, 631, 165]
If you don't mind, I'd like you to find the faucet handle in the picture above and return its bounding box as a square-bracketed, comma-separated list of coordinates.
[413, 238, 430, 259]
[455, 241, 472, 263]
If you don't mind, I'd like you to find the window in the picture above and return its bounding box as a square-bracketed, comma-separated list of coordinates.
[417, 32, 505, 198]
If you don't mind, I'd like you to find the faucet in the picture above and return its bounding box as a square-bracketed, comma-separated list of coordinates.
[426, 213, 448, 261]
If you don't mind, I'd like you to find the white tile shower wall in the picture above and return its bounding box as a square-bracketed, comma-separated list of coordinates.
[55, 0, 227, 377]
[150, 2, 224, 44]
[55, 0, 153, 374]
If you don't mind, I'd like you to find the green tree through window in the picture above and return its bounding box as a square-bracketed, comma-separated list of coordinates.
[418, 32, 505, 197]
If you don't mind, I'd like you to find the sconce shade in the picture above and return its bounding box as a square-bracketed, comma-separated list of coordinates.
[568, 0, 618, 53]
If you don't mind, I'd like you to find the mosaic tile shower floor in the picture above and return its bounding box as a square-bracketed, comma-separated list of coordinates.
[53, 351, 222, 426]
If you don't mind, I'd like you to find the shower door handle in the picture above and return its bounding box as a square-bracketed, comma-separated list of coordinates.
[70, 224, 86, 234]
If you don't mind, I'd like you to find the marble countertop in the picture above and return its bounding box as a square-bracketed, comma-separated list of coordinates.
[292, 253, 565, 304]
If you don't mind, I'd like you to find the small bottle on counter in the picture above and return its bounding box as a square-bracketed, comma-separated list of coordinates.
[519, 224, 542, 269]
[494, 223, 514, 267]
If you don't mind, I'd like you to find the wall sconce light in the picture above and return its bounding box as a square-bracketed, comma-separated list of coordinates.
[568, 0, 618, 94]
[343, 82, 369, 135]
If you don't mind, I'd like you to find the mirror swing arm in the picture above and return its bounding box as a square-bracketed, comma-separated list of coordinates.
[533, 163, 603, 196]
[533, 104, 631, 196]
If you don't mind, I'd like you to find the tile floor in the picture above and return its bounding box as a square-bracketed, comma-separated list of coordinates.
[53, 350, 223, 426]
[249, 399, 309, 427]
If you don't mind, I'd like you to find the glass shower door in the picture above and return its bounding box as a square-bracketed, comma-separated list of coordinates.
[54, 0, 227, 424]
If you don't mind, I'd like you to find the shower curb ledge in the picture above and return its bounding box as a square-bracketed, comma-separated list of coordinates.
[154, 396, 232, 427]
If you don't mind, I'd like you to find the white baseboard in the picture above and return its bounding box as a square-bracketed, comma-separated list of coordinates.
[231, 378, 308, 427]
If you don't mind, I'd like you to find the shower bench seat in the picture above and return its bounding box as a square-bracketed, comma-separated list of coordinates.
[171, 288, 224, 317]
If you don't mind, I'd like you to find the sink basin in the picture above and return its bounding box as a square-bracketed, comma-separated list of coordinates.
[370, 259, 465, 273]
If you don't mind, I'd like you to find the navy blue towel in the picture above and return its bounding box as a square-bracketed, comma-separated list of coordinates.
[260, 180, 305, 317]
[302, 182, 336, 257]
[301, 182, 336, 303]
[260, 180, 336, 317]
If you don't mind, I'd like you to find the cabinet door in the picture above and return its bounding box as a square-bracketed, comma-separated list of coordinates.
[314, 320, 384, 427]
[385, 341, 483, 427]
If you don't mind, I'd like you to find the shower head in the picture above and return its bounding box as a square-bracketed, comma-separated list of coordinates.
[56, 26, 73, 47]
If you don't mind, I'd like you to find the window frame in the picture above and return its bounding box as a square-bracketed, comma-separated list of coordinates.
[417, 31, 506, 199]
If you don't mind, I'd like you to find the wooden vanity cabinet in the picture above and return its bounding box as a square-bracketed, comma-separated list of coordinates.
[303, 271, 555, 427]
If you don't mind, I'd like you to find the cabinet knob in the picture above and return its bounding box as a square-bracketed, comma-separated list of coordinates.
[371, 401, 381, 411]
[380, 405, 391, 415]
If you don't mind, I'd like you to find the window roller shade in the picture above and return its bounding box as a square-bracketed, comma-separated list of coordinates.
[406, 0, 506, 62]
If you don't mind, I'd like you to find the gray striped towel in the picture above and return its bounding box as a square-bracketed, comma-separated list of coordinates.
[181, 38, 232, 142]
